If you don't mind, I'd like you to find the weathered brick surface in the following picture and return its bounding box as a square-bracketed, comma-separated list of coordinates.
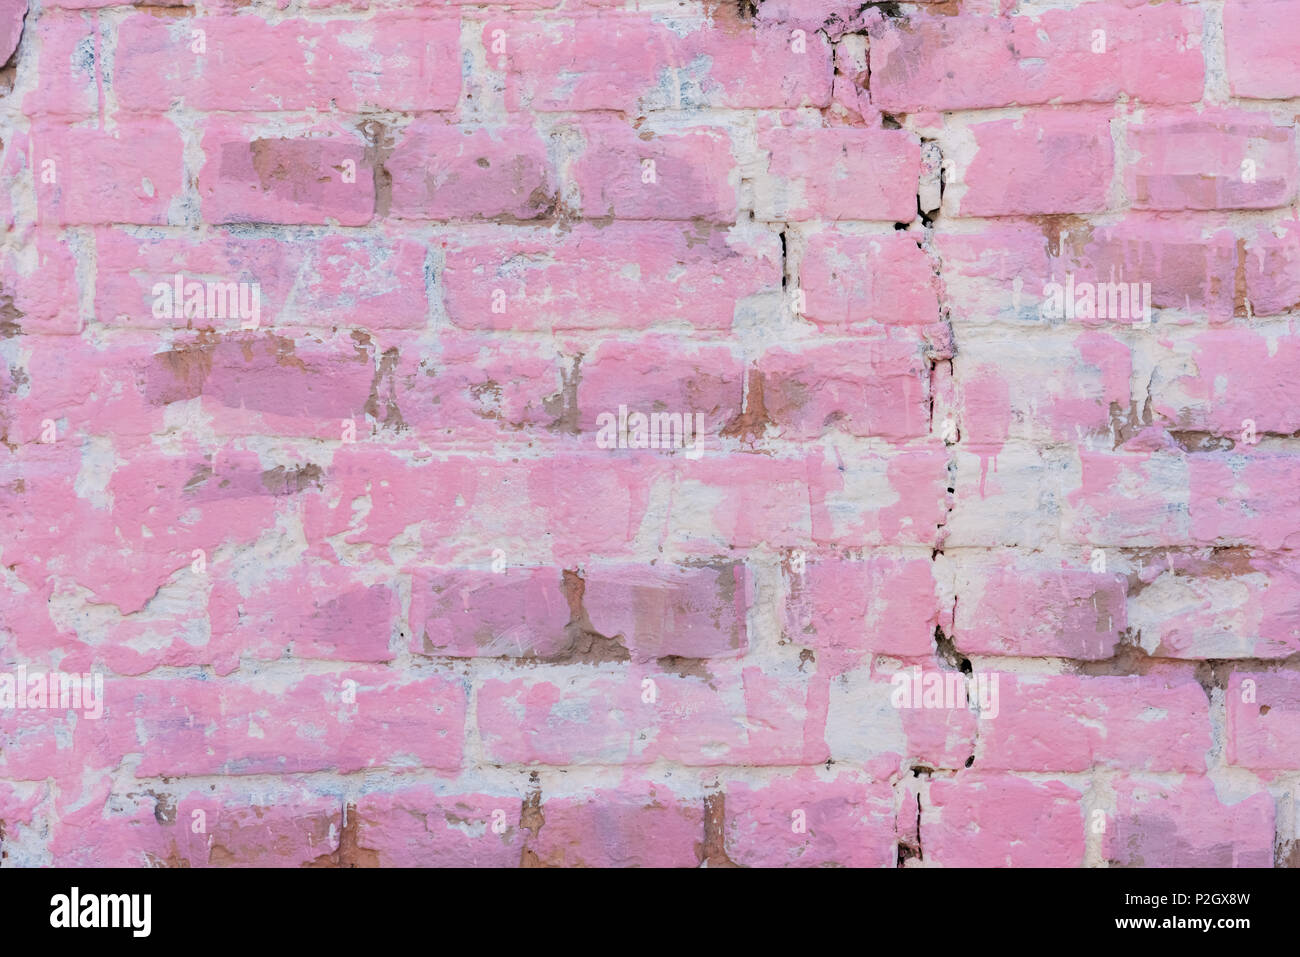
[0, 0, 1294, 871]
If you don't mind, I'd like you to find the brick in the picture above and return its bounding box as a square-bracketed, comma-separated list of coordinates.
[755, 338, 929, 441]
[1189, 453, 1300, 549]
[0, 228, 80, 333]
[955, 110, 1114, 217]
[868, 5, 1204, 112]
[441, 222, 779, 333]
[32, 119, 184, 225]
[1227, 671, 1300, 769]
[926, 775, 1084, 867]
[199, 118, 374, 226]
[21, 10, 98, 117]
[109, 670, 466, 776]
[953, 332, 1132, 445]
[1127, 110, 1296, 211]
[529, 783, 703, 868]
[208, 565, 398, 671]
[140, 332, 376, 439]
[936, 216, 1242, 324]
[571, 119, 737, 222]
[0, 0, 24, 64]
[1128, 551, 1300, 660]
[48, 787, 341, 867]
[798, 228, 941, 329]
[581, 562, 750, 660]
[494, 15, 831, 112]
[722, 770, 896, 867]
[388, 120, 556, 221]
[783, 555, 942, 662]
[824, 666, 977, 770]
[353, 789, 525, 867]
[1149, 328, 1300, 439]
[409, 566, 573, 658]
[575, 336, 744, 439]
[1242, 218, 1300, 316]
[952, 554, 1127, 660]
[94, 227, 430, 330]
[476, 664, 825, 767]
[756, 125, 919, 223]
[1106, 776, 1274, 867]
[115, 14, 460, 112]
[1224, 0, 1300, 99]
[977, 673, 1210, 773]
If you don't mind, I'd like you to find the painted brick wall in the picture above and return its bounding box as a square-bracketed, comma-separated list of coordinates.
[0, 0, 1297, 868]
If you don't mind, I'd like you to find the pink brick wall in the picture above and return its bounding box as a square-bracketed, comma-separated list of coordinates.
[0, 0, 1296, 868]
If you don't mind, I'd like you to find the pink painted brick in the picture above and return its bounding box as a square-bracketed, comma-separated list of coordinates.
[953, 333, 1132, 445]
[22, 10, 97, 117]
[49, 788, 341, 867]
[199, 119, 373, 226]
[6, 445, 287, 617]
[477, 665, 825, 767]
[441, 222, 779, 333]
[757, 125, 919, 222]
[109, 670, 465, 776]
[32, 119, 184, 225]
[0, 783, 42, 864]
[783, 555, 942, 660]
[581, 562, 750, 660]
[0, 0, 24, 64]
[1106, 776, 1274, 867]
[868, 5, 1204, 112]
[936, 216, 1242, 323]
[0, 228, 80, 333]
[575, 336, 743, 437]
[1064, 452, 1191, 546]
[977, 673, 1210, 772]
[722, 770, 896, 867]
[957, 111, 1114, 217]
[756, 338, 929, 441]
[926, 775, 1084, 867]
[1242, 218, 1300, 316]
[810, 447, 951, 549]
[953, 556, 1126, 660]
[141, 333, 376, 439]
[1128, 552, 1300, 660]
[572, 120, 736, 222]
[382, 333, 564, 440]
[664, 454, 814, 551]
[1150, 330, 1300, 438]
[1226, 671, 1300, 769]
[494, 15, 831, 112]
[1224, 0, 1300, 99]
[388, 121, 556, 222]
[353, 789, 525, 867]
[95, 227, 430, 330]
[799, 229, 940, 329]
[209, 565, 398, 672]
[529, 783, 703, 867]
[1189, 453, 1300, 549]
[115, 14, 460, 112]
[302, 450, 647, 566]
[1127, 110, 1297, 211]
[409, 567, 572, 658]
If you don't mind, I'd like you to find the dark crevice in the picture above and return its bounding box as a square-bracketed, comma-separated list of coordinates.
[934, 624, 971, 675]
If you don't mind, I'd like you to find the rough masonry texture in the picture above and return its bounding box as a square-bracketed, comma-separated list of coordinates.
[0, 0, 1297, 868]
